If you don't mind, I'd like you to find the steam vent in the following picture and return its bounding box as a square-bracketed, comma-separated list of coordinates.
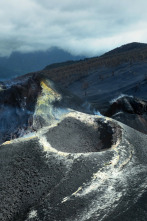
[0, 73, 147, 221]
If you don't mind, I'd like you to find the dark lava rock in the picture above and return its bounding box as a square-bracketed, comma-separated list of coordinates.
[105, 96, 147, 134]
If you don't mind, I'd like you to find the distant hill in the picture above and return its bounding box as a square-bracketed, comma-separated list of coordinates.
[35, 42, 147, 88]
[102, 42, 147, 57]
[0, 47, 84, 80]
[44, 60, 81, 71]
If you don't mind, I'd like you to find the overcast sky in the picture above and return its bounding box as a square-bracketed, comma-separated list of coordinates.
[0, 0, 147, 57]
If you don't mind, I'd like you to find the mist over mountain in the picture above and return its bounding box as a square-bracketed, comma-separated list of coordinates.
[0, 47, 84, 80]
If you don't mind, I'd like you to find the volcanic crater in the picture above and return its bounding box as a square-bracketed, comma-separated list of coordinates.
[44, 115, 121, 153]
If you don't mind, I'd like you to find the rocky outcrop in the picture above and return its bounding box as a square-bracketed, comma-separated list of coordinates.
[105, 96, 147, 134]
[0, 74, 41, 143]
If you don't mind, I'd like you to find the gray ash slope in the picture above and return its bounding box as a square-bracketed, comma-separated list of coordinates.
[67, 60, 147, 111]
[0, 43, 147, 221]
[65, 42, 147, 134]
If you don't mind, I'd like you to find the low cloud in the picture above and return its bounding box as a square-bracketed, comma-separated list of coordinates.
[0, 0, 147, 57]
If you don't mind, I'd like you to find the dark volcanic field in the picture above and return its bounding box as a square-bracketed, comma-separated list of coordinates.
[0, 42, 147, 221]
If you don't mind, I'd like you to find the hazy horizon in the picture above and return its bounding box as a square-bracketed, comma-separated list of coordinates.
[0, 0, 147, 57]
